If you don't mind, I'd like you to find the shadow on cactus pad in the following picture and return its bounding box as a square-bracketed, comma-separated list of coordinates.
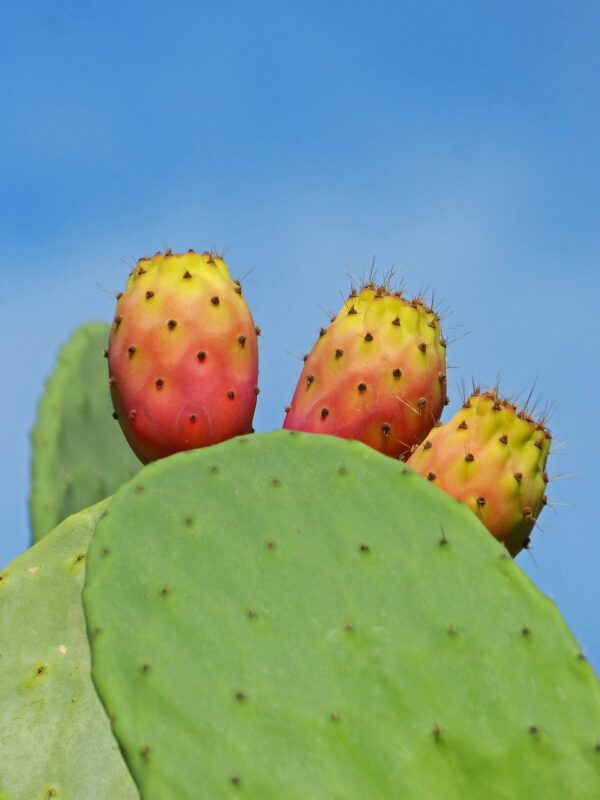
[29, 322, 141, 543]
[84, 431, 600, 799]
[0, 501, 137, 799]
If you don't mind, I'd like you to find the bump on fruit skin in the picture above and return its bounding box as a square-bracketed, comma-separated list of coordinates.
[107, 250, 259, 463]
[407, 388, 551, 556]
[283, 281, 447, 458]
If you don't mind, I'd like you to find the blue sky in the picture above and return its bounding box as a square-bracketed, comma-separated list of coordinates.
[1, 2, 599, 668]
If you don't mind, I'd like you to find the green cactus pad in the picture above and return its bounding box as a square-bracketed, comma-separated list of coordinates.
[0, 501, 138, 800]
[84, 431, 600, 799]
[30, 322, 141, 543]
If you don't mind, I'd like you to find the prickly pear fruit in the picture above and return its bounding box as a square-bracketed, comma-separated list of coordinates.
[108, 250, 259, 463]
[408, 388, 551, 556]
[283, 282, 447, 458]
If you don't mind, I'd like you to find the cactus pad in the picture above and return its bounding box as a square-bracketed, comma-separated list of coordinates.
[84, 431, 600, 799]
[0, 502, 137, 800]
[30, 322, 141, 542]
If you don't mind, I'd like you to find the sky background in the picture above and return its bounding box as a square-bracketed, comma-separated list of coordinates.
[1, 2, 599, 669]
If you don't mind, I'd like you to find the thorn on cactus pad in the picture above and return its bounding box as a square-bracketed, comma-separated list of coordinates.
[499, 434, 508, 444]
[458, 421, 468, 430]
[391, 316, 400, 326]
[417, 397, 426, 410]
[427, 472, 437, 481]
[335, 348, 344, 358]
[418, 342, 427, 353]
[392, 368, 402, 379]
[514, 472, 523, 483]
[424, 440, 432, 449]
[255, 326, 261, 335]
[145, 290, 154, 299]
[167, 319, 177, 329]
[307, 374, 315, 385]
[189, 414, 197, 422]
[359, 544, 370, 553]
[114, 315, 122, 326]
[211, 296, 220, 305]
[129, 410, 137, 420]
[302, 354, 308, 361]
[465, 453, 474, 463]
[319, 327, 327, 336]
[364, 332, 373, 342]
[432, 724, 442, 742]
[528, 725, 539, 736]
[197, 350, 206, 361]
[521, 626, 531, 636]
[254, 386, 260, 395]
[183, 270, 192, 279]
[230, 775, 240, 786]
[238, 335, 246, 347]
[128, 345, 136, 356]
[381, 423, 391, 435]
[103, 348, 109, 358]
[358, 382, 367, 393]
[476, 496, 486, 508]
[155, 378, 164, 389]
[235, 690, 245, 701]
[321, 407, 329, 419]
[112, 411, 118, 420]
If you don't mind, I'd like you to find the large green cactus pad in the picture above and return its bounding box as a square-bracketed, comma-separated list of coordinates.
[84, 431, 600, 799]
[30, 322, 141, 542]
[0, 502, 138, 800]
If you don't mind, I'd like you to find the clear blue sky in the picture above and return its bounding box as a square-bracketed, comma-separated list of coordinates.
[1, 2, 599, 668]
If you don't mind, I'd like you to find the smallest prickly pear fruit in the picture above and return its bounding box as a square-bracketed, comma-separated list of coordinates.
[407, 388, 551, 556]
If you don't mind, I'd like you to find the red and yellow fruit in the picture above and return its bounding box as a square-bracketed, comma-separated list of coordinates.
[107, 250, 259, 463]
[408, 388, 551, 556]
[283, 282, 447, 458]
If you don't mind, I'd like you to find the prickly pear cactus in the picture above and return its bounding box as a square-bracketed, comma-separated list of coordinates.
[30, 322, 141, 542]
[408, 388, 551, 556]
[0, 501, 138, 800]
[284, 283, 447, 458]
[108, 250, 259, 463]
[84, 431, 600, 799]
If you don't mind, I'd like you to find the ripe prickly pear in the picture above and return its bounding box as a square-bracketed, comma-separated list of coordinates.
[283, 282, 447, 458]
[407, 388, 551, 556]
[107, 250, 259, 464]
